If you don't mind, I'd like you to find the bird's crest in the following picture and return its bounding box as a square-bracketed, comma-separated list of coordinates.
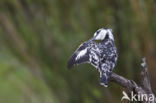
[93, 28, 114, 41]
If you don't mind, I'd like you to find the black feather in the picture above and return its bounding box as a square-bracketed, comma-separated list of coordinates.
[67, 43, 89, 69]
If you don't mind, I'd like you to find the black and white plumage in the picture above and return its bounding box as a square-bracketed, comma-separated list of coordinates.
[67, 28, 118, 87]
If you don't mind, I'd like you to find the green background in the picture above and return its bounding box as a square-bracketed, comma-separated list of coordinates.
[0, 0, 156, 103]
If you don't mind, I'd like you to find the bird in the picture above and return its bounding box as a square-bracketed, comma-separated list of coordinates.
[67, 28, 118, 87]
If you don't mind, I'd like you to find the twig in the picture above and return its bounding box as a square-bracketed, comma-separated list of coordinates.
[141, 58, 152, 93]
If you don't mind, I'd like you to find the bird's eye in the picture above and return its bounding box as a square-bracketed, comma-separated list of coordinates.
[94, 40, 102, 43]
[96, 30, 101, 34]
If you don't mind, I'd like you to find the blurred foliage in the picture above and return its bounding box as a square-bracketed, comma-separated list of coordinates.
[0, 0, 156, 103]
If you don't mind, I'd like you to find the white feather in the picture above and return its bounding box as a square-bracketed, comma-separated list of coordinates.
[100, 83, 108, 87]
[95, 30, 107, 40]
[107, 29, 114, 40]
[94, 29, 114, 41]
[75, 48, 87, 60]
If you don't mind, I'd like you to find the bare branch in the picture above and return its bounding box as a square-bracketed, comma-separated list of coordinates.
[109, 58, 156, 103]
[141, 58, 152, 93]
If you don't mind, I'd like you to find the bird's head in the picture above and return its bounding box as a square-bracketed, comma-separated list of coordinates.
[93, 28, 114, 41]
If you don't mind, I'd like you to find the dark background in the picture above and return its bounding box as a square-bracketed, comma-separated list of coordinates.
[0, 0, 156, 103]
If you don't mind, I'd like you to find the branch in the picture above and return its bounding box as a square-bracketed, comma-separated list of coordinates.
[141, 58, 152, 93]
[109, 58, 156, 103]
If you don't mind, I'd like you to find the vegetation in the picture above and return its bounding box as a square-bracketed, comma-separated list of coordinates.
[0, 0, 156, 103]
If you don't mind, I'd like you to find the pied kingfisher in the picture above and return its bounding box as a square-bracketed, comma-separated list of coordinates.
[67, 28, 118, 87]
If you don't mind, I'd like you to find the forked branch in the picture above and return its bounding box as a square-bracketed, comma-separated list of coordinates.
[109, 58, 156, 103]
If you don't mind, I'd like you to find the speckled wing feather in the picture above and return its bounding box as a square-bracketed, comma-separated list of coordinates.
[67, 43, 90, 69]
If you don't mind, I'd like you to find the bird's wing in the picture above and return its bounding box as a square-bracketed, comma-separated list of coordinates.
[67, 43, 90, 69]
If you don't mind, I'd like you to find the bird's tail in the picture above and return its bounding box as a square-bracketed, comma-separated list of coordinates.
[100, 73, 109, 87]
